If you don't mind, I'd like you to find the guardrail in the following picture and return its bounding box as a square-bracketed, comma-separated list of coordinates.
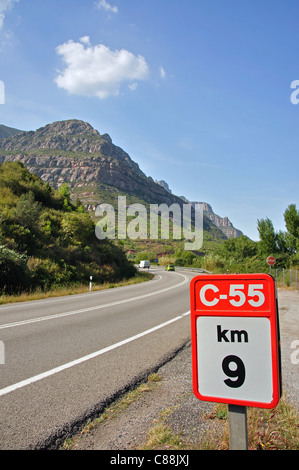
[137, 265, 212, 274]
[174, 266, 212, 274]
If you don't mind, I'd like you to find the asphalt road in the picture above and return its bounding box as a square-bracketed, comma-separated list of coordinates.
[0, 268, 195, 449]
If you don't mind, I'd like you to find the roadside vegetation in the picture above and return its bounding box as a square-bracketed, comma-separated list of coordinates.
[1, 160, 298, 297]
[140, 394, 299, 450]
[131, 204, 299, 275]
[0, 161, 136, 297]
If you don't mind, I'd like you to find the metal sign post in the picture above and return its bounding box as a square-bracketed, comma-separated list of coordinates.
[190, 273, 281, 450]
[228, 405, 248, 450]
[266, 256, 276, 275]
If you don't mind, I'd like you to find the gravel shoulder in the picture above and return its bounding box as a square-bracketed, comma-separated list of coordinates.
[66, 288, 299, 450]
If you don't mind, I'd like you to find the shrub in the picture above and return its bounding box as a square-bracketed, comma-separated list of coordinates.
[0, 246, 30, 294]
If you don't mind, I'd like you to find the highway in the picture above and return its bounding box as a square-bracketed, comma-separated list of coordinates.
[0, 268, 196, 449]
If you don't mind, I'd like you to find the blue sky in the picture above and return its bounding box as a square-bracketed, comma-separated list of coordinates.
[0, 0, 298, 241]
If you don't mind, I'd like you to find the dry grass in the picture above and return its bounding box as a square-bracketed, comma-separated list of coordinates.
[0, 272, 154, 305]
[140, 395, 299, 451]
[197, 396, 299, 450]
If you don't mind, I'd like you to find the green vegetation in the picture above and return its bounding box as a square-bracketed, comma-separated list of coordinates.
[0, 161, 136, 295]
[152, 205, 299, 274]
[1, 159, 297, 295]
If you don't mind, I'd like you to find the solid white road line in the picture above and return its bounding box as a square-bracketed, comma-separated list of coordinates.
[0, 311, 191, 397]
[0, 274, 163, 311]
[0, 273, 189, 330]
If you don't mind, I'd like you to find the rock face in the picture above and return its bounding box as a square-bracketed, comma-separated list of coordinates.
[155, 180, 172, 193]
[192, 201, 242, 238]
[0, 119, 241, 238]
[0, 119, 143, 176]
[178, 198, 242, 238]
[0, 120, 199, 210]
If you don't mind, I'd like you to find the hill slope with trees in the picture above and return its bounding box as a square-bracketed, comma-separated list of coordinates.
[0, 161, 136, 295]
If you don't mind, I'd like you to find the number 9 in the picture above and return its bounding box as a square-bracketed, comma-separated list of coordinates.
[222, 355, 246, 388]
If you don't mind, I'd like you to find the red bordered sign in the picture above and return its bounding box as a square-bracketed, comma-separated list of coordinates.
[190, 273, 281, 408]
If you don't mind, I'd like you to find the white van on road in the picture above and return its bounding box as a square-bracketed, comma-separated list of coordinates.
[139, 260, 150, 268]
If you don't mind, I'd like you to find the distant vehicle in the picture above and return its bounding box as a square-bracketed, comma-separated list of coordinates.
[165, 264, 175, 271]
[139, 260, 150, 268]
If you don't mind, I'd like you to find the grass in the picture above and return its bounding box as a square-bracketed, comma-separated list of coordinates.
[60, 367, 299, 451]
[140, 404, 191, 450]
[206, 396, 299, 450]
[141, 396, 299, 451]
[0, 271, 154, 305]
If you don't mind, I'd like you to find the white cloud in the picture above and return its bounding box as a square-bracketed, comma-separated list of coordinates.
[79, 35, 91, 46]
[0, 0, 19, 29]
[55, 37, 149, 99]
[128, 82, 138, 91]
[96, 0, 118, 14]
[160, 66, 166, 79]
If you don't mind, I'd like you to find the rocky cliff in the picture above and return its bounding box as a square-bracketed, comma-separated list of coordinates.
[0, 120, 181, 205]
[0, 119, 240, 239]
[180, 199, 242, 238]
[197, 202, 242, 238]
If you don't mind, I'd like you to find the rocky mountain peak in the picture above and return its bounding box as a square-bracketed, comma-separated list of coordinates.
[0, 119, 142, 174]
[0, 119, 242, 239]
[35, 119, 100, 138]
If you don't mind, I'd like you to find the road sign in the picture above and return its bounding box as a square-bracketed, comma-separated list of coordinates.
[267, 256, 276, 266]
[190, 273, 281, 408]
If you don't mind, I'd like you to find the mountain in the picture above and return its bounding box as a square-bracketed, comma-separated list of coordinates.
[0, 119, 239, 240]
[180, 198, 243, 239]
[0, 120, 185, 206]
[0, 124, 23, 139]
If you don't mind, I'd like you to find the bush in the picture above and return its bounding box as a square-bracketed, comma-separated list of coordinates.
[0, 246, 30, 294]
[0, 161, 137, 294]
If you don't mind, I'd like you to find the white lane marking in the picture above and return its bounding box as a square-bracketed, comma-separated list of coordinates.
[0, 311, 191, 397]
[0, 273, 189, 330]
[0, 273, 163, 311]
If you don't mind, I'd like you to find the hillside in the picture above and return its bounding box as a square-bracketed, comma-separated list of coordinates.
[0, 161, 136, 295]
[0, 119, 238, 244]
[0, 124, 22, 139]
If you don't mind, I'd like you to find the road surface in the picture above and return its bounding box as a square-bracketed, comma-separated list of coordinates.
[0, 270, 297, 450]
[0, 268, 195, 449]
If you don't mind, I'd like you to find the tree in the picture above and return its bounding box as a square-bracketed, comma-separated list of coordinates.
[14, 191, 41, 229]
[0, 246, 30, 294]
[284, 204, 299, 253]
[257, 217, 277, 255]
[218, 235, 257, 260]
[284, 204, 299, 238]
[58, 183, 73, 212]
[61, 212, 95, 246]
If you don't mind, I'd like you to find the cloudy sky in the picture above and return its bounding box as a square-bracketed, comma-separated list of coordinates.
[0, 0, 298, 241]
